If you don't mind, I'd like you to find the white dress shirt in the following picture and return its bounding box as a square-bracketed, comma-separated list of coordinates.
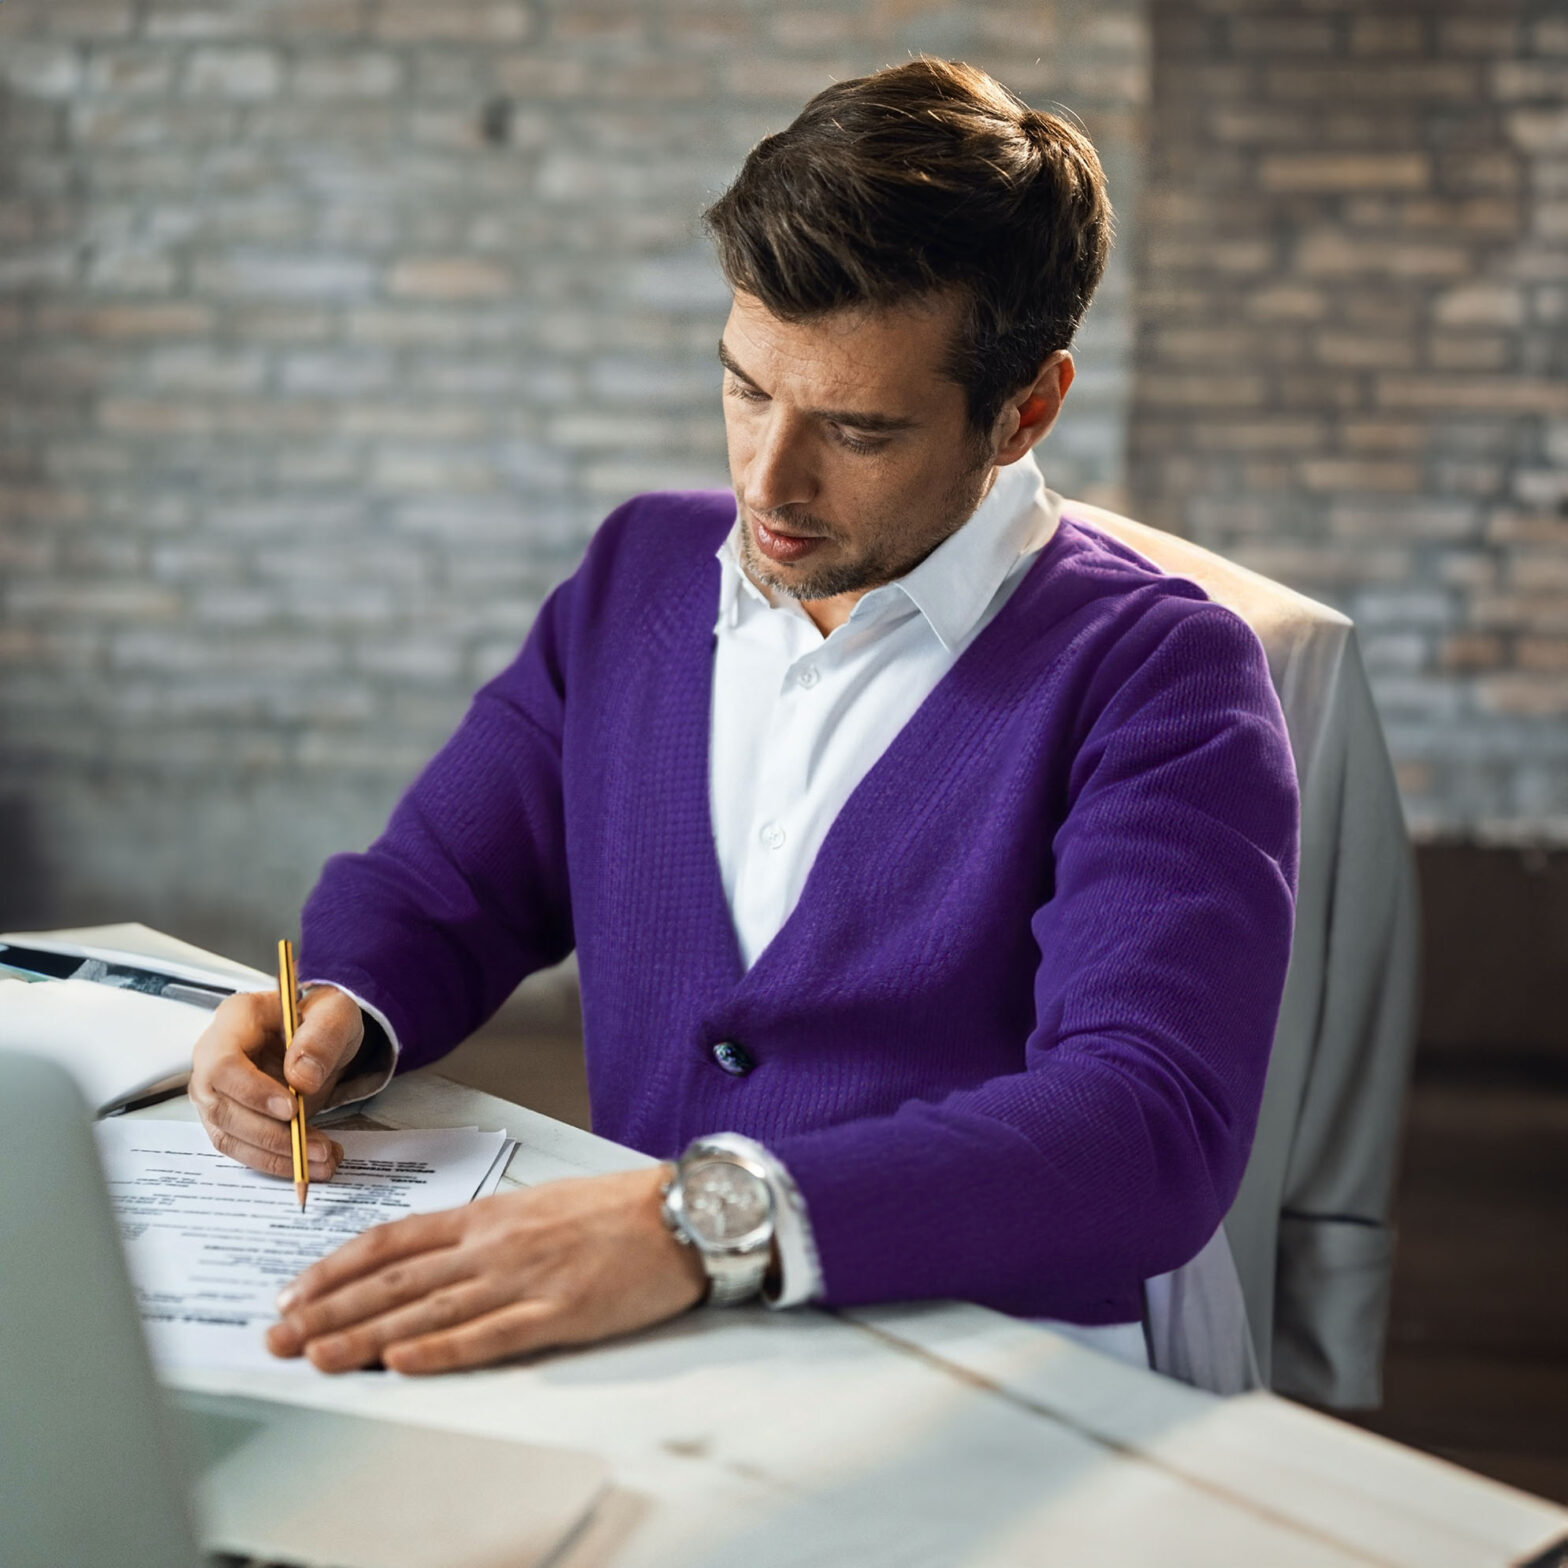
[710, 453, 1059, 970]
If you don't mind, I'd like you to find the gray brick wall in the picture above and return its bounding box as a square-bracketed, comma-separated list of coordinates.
[1132, 0, 1568, 842]
[0, 0, 1145, 962]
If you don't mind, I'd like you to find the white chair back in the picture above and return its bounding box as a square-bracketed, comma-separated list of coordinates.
[1066, 501, 1420, 1407]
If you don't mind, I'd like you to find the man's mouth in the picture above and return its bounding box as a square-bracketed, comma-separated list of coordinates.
[752, 516, 827, 564]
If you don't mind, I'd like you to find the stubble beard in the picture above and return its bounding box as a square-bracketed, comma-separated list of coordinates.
[737, 508, 876, 602]
[737, 445, 996, 604]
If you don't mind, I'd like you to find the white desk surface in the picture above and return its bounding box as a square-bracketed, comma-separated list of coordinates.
[133, 1072, 1568, 1568]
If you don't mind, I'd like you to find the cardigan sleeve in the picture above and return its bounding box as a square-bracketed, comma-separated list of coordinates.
[769, 603, 1300, 1322]
[297, 576, 578, 1073]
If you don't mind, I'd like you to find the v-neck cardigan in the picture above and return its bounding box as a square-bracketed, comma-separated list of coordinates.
[302, 489, 1299, 1326]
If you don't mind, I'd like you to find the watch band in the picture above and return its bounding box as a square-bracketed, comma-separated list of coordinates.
[722, 1136, 823, 1308]
[700, 1242, 771, 1307]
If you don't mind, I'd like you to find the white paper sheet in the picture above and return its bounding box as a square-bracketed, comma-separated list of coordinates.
[94, 1120, 517, 1372]
[0, 978, 213, 1114]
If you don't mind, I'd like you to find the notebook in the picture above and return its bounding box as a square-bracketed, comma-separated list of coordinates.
[0, 923, 273, 1114]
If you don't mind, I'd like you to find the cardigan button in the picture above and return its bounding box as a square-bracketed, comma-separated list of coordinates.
[711, 1040, 754, 1076]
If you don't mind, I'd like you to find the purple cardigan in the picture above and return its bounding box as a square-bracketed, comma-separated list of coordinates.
[302, 491, 1299, 1325]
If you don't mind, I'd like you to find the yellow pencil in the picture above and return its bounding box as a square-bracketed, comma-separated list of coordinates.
[276, 938, 309, 1212]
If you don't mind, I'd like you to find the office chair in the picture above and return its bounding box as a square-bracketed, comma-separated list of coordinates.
[1068, 501, 1421, 1410]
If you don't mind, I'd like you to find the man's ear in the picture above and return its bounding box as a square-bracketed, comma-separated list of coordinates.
[994, 351, 1075, 466]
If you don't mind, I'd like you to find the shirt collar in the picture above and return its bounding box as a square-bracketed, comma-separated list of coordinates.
[715, 525, 776, 631]
[890, 452, 1055, 652]
[714, 450, 1058, 649]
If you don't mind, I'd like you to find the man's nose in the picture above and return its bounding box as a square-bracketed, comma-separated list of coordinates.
[742, 409, 815, 515]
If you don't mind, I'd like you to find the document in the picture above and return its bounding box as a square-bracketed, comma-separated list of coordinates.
[95, 1120, 518, 1372]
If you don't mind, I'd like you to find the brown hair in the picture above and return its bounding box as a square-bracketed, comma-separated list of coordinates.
[704, 58, 1113, 435]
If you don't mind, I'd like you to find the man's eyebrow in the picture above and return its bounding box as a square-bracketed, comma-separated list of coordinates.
[717, 339, 921, 434]
[717, 340, 760, 387]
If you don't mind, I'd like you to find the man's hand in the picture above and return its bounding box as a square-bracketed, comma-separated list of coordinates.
[267, 1166, 708, 1374]
[189, 985, 364, 1181]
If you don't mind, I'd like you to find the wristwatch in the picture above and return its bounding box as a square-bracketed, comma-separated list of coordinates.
[659, 1135, 776, 1306]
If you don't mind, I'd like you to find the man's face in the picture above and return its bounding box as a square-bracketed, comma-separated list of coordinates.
[719, 291, 995, 620]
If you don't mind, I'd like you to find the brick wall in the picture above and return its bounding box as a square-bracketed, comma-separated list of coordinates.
[0, 0, 1146, 961]
[1132, 1, 1568, 841]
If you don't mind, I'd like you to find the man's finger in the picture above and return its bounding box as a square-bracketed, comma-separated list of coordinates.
[205, 1093, 309, 1160]
[271, 1245, 473, 1352]
[383, 1300, 559, 1376]
[205, 1047, 296, 1121]
[279, 1210, 462, 1310]
[206, 1126, 342, 1183]
[292, 1280, 499, 1373]
[284, 988, 364, 1098]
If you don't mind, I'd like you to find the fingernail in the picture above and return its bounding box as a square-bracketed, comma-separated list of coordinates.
[268, 1096, 292, 1120]
[276, 1285, 299, 1313]
[293, 1055, 323, 1092]
[308, 1137, 331, 1160]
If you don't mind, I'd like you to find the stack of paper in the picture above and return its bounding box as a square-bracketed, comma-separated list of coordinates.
[95, 1121, 519, 1372]
[0, 924, 273, 1114]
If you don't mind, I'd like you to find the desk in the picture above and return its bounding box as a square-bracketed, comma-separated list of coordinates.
[132, 1072, 1568, 1568]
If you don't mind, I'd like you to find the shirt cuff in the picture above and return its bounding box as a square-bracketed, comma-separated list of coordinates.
[702, 1132, 823, 1309]
[300, 979, 401, 1110]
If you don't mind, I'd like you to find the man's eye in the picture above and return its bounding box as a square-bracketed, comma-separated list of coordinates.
[830, 425, 887, 455]
[726, 381, 768, 403]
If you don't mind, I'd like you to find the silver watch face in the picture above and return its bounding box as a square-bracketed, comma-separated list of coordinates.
[681, 1156, 772, 1249]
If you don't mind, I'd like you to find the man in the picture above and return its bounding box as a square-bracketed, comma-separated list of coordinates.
[191, 58, 1298, 1378]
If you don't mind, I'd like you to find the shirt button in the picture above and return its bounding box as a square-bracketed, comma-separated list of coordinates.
[796, 665, 820, 689]
[711, 1040, 754, 1076]
[759, 821, 786, 851]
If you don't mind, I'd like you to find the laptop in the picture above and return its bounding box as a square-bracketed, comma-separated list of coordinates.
[0, 1050, 610, 1568]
